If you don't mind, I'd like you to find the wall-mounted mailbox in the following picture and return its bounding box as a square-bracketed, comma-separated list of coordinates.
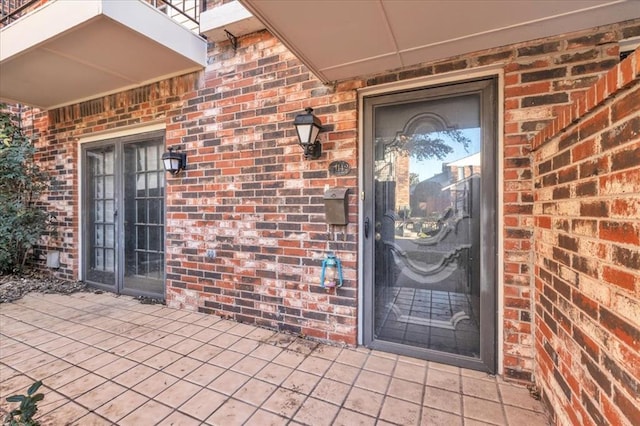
[324, 187, 349, 225]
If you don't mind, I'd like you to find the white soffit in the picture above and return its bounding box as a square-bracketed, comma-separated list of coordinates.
[0, 0, 207, 110]
[200, 0, 265, 42]
[240, 0, 640, 83]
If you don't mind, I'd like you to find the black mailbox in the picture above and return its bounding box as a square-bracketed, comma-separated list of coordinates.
[324, 187, 349, 225]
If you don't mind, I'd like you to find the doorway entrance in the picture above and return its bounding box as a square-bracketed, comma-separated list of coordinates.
[362, 78, 497, 372]
[82, 131, 166, 299]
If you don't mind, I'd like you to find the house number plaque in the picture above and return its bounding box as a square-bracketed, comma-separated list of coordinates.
[328, 161, 351, 176]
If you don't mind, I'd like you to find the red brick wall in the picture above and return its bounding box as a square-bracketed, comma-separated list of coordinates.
[26, 16, 640, 383]
[531, 49, 639, 425]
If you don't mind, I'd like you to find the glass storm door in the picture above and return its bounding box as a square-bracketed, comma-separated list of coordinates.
[83, 132, 165, 299]
[363, 78, 497, 372]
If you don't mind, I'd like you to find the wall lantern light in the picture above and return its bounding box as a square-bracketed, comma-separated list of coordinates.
[293, 107, 322, 159]
[320, 252, 343, 289]
[162, 147, 186, 175]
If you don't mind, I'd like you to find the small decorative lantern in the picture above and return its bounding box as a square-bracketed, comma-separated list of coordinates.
[292, 107, 322, 159]
[320, 252, 343, 289]
[162, 147, 186, 175]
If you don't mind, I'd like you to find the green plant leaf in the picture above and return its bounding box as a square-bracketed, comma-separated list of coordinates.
[27, 380, 42, 396]
[31, 393, 44, 403]
[6, 395, 25, 403]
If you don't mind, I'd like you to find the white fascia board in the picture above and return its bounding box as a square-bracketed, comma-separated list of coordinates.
[0, 0, 102, 61]
[101, 0, 206, 67]
[200, 0, 265, 42]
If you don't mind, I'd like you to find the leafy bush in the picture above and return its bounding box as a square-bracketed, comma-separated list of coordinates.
[3, 380, 45, 426]
[0, 106, 50, 273]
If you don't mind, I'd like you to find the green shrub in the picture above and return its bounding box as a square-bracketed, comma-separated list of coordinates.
[0, 106, 50, 273]
[4, 380, 45, 426]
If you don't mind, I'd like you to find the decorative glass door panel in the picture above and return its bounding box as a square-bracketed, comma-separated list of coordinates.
[363, 78, 497, 372]
[83, 132, 165, 299]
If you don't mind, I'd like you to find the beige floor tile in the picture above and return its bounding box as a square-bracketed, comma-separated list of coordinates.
[178, 388, 227, 421]
[288, 339, 318, 356]
[429, 361, 461, 374]
[387, 377, 423, 404]
[95, 389, 148, 422]
[0, 374, 36, 399]
[421, 408, 463, 426]
[161, 410, 202, 425]
[343, 387, 384, 418]
[43, 366, 90, 389]
[295, 397, 340, 426]
[36, 336, 76, 352]
[463, 395, 506, 425]
[354, 369, 390, 394]
[231, 355, 268, 376]
[136, 329, 169, 344]
[281, 370, 321, 395]
[69, 411, 113, 425]
[25, 358, 73, 380]
[63, 346, 104, 364]
[75, 381, 127, 410]
[229, 337, 260, 354]
[206, 398, 255, 425]
[143, 349, 183, 370]
[38, 401, 90, 425]
[0, 364, 20, 381]
[132, 372, 179, 399]
[233, 378, 277, 406]
[184, 362, 225, 387]
[172, 323, 205, 338]
[379, 396, 421, 425]
[324, 362, 360, 385]
[504, 405, 550, 425]
[250, 343, 283, 361]
[93, 334, 131, 351]
[363, 354, 396, 375]
[209, 349, 244, 369]
[333, 408, 376, 426]
[12, 352, 56, 373]
[272, 349, 305, 368]
[427, 368, 460, 392]
[152, 333, 187, 349]
[126, 344, 165, 363]
[393, 360, 427, 384]
[297, 355, 332, 376]
[500, 383, 546, 413]
[244, 409, 288, 426]
[188, 343, 223, 362]
[113, 363, 157, 388]
[95, 357, 138, 379]
[311, 378, 351, 406]
[47, 341, 89, 359]
[170, 337, 204, 355]
[462, 376, 500, 401]
[335, 349, 368, 368]
[57, 373, 107, 399]
[155, 380, 202, 408]
[119, 399, 173, 426]
[423, 385, 462, 415]
[254, 363, 293, 386]
[262, 388, 306, 418]
[310, 343, 343, 361]
[208, 370, 250, 396]
[162, 356, 203, 378]
[190, 328, 222, 343]
[77, 351, 120, 371]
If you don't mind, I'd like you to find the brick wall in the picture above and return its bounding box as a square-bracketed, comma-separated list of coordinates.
[25, 12, 640, 383]
[531, 49, 639, 425]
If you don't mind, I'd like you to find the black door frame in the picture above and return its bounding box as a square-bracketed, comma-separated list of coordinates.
[81, 131, 166, 300]
[361, 76, 498, 372]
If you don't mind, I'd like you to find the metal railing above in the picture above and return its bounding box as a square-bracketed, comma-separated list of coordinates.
[1, 0, 206, 29]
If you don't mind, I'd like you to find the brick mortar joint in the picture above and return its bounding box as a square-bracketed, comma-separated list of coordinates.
[530, 48, 639, 152]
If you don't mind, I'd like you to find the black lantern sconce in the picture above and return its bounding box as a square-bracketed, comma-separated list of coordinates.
[162, 147, 187, 175]
[293, 107, 322, 159]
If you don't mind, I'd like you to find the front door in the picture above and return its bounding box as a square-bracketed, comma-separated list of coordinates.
[363, 78, 497, 372]
[82, 131, 166, 299]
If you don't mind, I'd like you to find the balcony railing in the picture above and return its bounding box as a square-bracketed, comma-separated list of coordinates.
[1, 0, 205, 30]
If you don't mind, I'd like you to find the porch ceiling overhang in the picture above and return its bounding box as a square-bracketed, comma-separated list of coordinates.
[239, 0, 640, 84]
[0, 0, 207, 110]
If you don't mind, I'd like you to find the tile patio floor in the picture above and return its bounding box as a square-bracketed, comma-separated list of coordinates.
[0, 292, 550, 425]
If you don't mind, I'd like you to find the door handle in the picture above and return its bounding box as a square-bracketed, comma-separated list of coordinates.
[364, 217, 370, 238]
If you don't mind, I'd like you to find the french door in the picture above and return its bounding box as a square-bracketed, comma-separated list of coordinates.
[362, 78, 497, 372]
[82, 131, 165, 299]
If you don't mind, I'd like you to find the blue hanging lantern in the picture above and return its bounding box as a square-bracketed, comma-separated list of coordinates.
[320, 252, 343, 289]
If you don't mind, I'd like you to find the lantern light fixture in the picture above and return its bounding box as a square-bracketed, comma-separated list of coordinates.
[293, 107, 322, 160]
[320, 252, 343, 290]
[162, 146, 186, 176]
